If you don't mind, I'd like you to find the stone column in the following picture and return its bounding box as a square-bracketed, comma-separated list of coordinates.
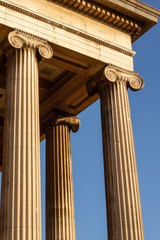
[0, 30, 53, 239]
[87, 65, 144, 240]
[45, 116, 80, 240]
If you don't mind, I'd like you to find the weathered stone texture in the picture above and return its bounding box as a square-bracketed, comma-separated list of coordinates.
[45, 116, 80, 240]
[87, 66, 144, 240]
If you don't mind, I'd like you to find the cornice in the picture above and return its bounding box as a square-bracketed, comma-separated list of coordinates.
[109, 0, 160, 18]
[0, 0, 135, 57]
[94, 0, 160, 42]
[49, 0, 143, 39]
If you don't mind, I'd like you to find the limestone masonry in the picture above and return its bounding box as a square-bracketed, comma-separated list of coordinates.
[0, 0, 159, 239]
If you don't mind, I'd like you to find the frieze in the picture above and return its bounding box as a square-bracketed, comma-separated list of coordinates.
[49, 0, 143, 38]
[0, 0, 135, 57]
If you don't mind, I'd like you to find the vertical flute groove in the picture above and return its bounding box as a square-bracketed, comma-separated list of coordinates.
[100, 80, 144, 240]
[125, 87, 144, 239]
[0, 48, 42, 240]
[46, 124, 76, 240]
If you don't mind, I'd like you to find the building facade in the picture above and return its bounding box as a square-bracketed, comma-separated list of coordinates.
[0, 0, 159, 239]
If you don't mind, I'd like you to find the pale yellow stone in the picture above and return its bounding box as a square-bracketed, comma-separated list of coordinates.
[0, 1, 159, 239]
[45, 116, 80, 240]
[87, 66, 144, 240]
[0, 31, 53, 240]
[0, 1, 134, 70]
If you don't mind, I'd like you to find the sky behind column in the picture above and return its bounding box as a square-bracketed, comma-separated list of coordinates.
[41, 1, 160, 239]
[0, 0, 160, 240]
[67, 1, 160, 239]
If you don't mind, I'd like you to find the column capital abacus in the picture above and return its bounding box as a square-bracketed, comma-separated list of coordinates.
[56, 116, 80, 133]
[87, 64, 144, 96]
[42, 112, 80, 133]
[7, 29, 53, 59]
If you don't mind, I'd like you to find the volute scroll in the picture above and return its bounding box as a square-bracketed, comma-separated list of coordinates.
[104, 65, 144, 91]
[86, 64, 144, 96]
[56, 116, 80, 133]
[7, 30, 53, 59]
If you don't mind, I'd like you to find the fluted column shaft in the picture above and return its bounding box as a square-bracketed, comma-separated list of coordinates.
[0, 30, 53, 240]
[45, 116, 80, 240]
[87, 65, 144, 240]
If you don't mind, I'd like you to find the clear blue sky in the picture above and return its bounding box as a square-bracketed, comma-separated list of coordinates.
[1, 1, 160, 239]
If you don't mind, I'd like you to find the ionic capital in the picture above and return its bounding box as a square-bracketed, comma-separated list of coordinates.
[41, 113, 80, 134]
[87, 65, 144, 96]
[7, 29, 53, 59]
[56, 116, 80, 133]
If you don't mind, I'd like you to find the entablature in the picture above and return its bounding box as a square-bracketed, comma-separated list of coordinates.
[0, 0, 159, 169]
[48, 0, 160, 42]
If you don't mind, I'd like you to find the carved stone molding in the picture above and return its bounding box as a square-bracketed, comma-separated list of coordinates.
[56, 116, 80, 133]
[49, 0, 142, 38]
[41, 112, 80, 134]
[87, 64, 144, 95]
[7, 30, 53, 59]
[0, 0, 135, 57]
[0, 29, 42, 238]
